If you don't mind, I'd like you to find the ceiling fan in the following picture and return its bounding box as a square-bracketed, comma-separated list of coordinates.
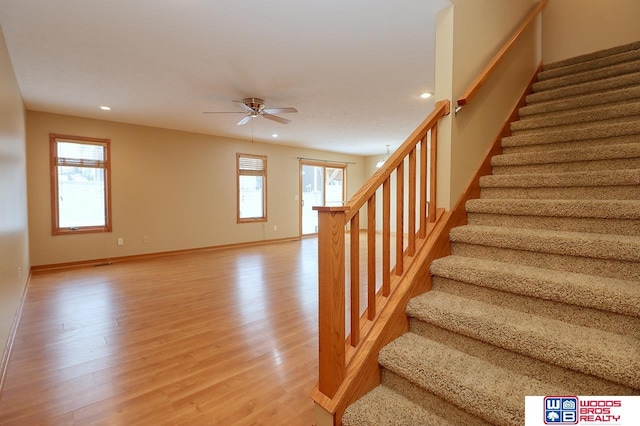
[204, 97, 298, 125]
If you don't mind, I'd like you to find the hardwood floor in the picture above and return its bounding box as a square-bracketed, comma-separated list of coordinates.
[0, 238, 320, 425]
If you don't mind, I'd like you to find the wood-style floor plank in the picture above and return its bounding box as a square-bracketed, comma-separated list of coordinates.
[0, 239, 320, 425]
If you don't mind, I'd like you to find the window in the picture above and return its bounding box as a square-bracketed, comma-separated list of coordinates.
[237, 153, 267, 223]
[50, 134, 112, 235]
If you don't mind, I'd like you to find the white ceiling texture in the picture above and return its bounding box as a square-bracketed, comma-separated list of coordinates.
[0, 0, 450, 156]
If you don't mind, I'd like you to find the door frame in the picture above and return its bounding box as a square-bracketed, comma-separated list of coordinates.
[298, 160, 347, 237]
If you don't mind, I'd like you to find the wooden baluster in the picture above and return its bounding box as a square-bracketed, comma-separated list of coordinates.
[315, 206, 346, 398]
[350, 212, 360, 347]
[367, 195, 376, 320]
[429, 126, 438, 223]
[382, 178, 391, 297]
[419, 135, 428, 238]
[396, 161, 404, 276]
[312, 100, 451, 407]
[408, 147, 416, 256]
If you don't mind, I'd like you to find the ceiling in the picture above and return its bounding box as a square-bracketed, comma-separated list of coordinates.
[0, 0, 450, 156]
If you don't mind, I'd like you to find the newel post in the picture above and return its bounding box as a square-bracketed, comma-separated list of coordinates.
[314, 206, 347, 398]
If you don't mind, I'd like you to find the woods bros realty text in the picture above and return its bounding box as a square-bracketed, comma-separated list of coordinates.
[578, 399, 621, 422]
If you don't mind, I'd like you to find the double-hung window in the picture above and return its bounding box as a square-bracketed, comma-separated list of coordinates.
[237, 153, 267, 223]
[50, 133, 112, 235]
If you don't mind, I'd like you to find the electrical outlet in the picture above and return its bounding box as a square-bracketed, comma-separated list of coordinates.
[274, 225, 278, 231]
[143, 235, 149, 243]
[117, 238, 124, 246]
[18, 267, 22, 279]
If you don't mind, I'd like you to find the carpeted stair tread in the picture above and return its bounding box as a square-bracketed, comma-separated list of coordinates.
[406, 291, 640, 388]
[479, 169, 640, 201]
[492, 142, 640, 167]
[465, 198, 640, 235]
[379, 370, 493, 426]
[480, 168, 640, 189]
[511, 100, 640, 134]
[432, 276, 640, 339]
[502, 119, 640, 148]
[538, 47, 640, 81]
[511, 116, 640, 139]
[449, 225, 640, 262]
[430, 255, 640, 317]
[533, 59, 640, 93]
[519, 85, 640, 118]
[409, 321, 639, 396]
[543, 41, 640, 71]
[467, 211, 640, 236]
[466, 198, 640, 219]
[479, 183, 640, 202]
[492, 161, 640, 177]
[452, 238, 639, 281]
[526, 71, 640, 104]
[502, 137, 640, 158]
[378, 332, 566, 426]
[342, 385, 459, 426]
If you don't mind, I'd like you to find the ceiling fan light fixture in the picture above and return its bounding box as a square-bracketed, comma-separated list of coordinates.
[376, 144, 391, 168]
[204, 97, 297, 126]
[243, 97, 265, 111]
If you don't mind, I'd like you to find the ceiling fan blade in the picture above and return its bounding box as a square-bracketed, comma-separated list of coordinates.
[263, 107, 298, 114]
[262, 113, 291, 125]
[203, 111, 246, 114]
[233, 100, 255, 113]
[237, 115, 252, 125]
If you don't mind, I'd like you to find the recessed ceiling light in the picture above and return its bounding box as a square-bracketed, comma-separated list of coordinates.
[99, 105, 111, 111]
[272, 133, 278, 138]
[419, 92, 433, 99]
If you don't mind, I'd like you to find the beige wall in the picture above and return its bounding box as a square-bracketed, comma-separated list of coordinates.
[543, 0, 640, 64]
[434, 5, 455, 209]
[0, 27, 30, 365]
[27, 111, 366, 266]
[436, 0, 541, 209]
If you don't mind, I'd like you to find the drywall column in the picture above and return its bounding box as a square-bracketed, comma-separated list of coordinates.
[435, 0, 541, 209]
[0, 26, 30, 374]
[543, 0, 640, 64]
[434, 5, 454, 210]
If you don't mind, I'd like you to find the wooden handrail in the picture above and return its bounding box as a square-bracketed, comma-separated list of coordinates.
[456, 0, 548, 113]
[344, 101, 450, 222]
[314, 99, 450, 399]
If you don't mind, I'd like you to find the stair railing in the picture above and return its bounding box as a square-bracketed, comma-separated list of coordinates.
[455, 0, 548, 114]
[314, 99, 450, 399]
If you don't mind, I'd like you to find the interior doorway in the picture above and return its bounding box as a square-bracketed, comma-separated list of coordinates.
[299, 161, 347, 236]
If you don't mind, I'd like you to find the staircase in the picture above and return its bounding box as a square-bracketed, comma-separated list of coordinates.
[342, 42, 640, 425]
